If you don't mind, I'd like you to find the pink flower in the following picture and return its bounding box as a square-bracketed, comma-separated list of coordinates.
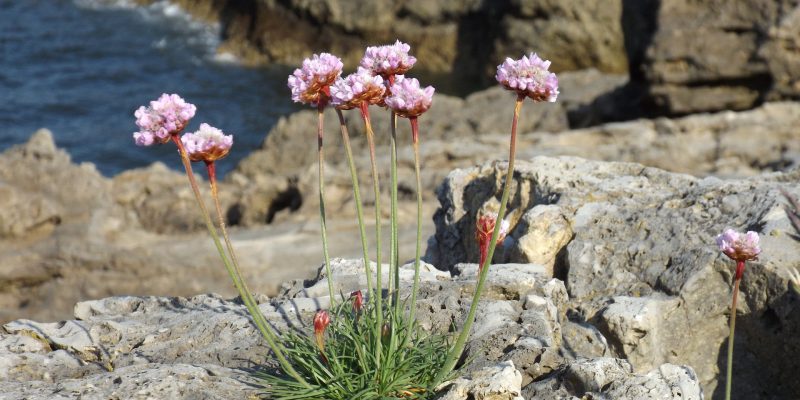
[133, 93, 196, 146]
[384, 76, 434, 118]
[716, 229, 761, 263]
[495, 53, 559, 102]
[476, 211, 511, 269]
[360, 40, 417, 78]
[181, 123, 233, 162]
[287, 53, 343, 107]
[330, 68, 386, 110]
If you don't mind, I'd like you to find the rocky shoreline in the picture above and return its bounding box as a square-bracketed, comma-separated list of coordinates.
[3, 0, 800, 397]
[2, 151, 798, 398]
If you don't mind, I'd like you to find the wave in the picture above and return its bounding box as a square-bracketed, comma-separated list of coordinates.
[72, 0, 239, 65]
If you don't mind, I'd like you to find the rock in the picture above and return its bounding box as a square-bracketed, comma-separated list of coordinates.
[524, 358, 702, 400]
[1, 256, 703, 399]
[437, 360, 524, 400]
[596, 295, 682, 372]
[624, 0, 800, 115]
[150, 0, 627, 84]
[429, 155, 800, 397]
[507, 205, 573, 275]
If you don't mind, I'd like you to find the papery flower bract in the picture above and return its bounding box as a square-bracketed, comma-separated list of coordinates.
[181, 123, 233, 162]
[351, 290, 364, 313]
[360, 40, 417, 78]
[495, 53, 559, 102]
[330, 68, 386, 110]
[287, 53, 343, 106]
[384, 76, 434, 118]
[133, 93, 196, 146]
[313, 310, 331, 353]
[476, 211, 511, 269]
[716, 229, 761, 263]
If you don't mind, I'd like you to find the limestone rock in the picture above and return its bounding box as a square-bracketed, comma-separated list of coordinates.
[430, 155, 800, 398]
[437, 360, 524, 400]
[153, 0, 627, 84]
[624, 0, 800, 115]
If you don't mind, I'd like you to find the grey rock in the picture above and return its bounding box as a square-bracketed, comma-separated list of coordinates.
[430, 155, 800, 398]
[437, 360, 524, 400]
[625, 0, 800, 115]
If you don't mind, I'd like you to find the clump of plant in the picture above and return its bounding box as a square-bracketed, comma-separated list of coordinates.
[132, 44, 558, 398]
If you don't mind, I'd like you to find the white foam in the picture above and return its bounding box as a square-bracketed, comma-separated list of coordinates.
[72, 0, 241, 65]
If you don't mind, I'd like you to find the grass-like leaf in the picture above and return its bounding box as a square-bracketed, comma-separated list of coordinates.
[255, 296, 456, 399]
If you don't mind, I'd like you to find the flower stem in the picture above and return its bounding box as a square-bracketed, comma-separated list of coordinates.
[390, 111, 400, 315]
[432, 95, 525, 386]
[360, 102, 382, 369]
[336, 109, 373, 295]
[169, 135, 308, 387]
[317, 106, 336, 305]
[407, 117, 423, 326]
[725, 261, 744, 400]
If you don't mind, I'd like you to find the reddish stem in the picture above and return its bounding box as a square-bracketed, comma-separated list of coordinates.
[410, 117, 419, 144]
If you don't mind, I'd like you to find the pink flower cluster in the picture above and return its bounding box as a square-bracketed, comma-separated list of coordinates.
[133, 94, 234, 164]
[716, 229, 761, 263]
[384, 76, 435, 119]
[360, 40, 417, 78]
[496, 53, 559, 102]
[133, 93, 196, 146]
[181, 123, 234, 162]
[287, 53, 344, 106]
[290, 41, 435, 121]
[330, 68, 386, 110]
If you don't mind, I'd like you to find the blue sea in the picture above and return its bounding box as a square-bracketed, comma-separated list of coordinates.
[0, 0, 299, 177]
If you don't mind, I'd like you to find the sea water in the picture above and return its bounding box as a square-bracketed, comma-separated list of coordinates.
[0, 0, 298, 177]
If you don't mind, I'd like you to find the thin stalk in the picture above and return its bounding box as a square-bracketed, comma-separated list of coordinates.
[432, 95, 525, 386]
[725, 260, 745, 400]
[317, 106, 336, 305]
[169, 135, 308, 387]
[390, 111, 400, 314]
[336, 108, 373, 294]
[407, 117, 423, 326]
[360, 102, 383, 368]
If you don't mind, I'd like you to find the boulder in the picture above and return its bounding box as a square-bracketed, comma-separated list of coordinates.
[428, 155, 800, 398]
[151, 0, 628, 83]
[624, 0, 800, 115]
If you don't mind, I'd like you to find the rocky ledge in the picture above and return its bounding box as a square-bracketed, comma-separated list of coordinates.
[1, 258, 702, 400]
[2, 155, 799, 398]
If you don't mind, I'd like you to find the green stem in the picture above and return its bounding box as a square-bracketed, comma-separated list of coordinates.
[317, 106, 336, 306]
[360, 103, 382, 369]
[408, 117, 423, 328]
[390, 111, 400, 315]
[432, 95, 524, 386]
[725, 262, 744, 400]
[336, 108, 373, 294]
[169, 135, 308, 387]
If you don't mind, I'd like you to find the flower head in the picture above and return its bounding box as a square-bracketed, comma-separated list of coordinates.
[716, 229, 761, 263]
[496, 53, 559, 102]
[350, 290, 364, 313]
[476, 211, 511, 269]
[384, 76, 434, 118]
[181, 123, 233, 162]
[330, 68, 386, 110]
[133, 93, 196, 146]
[360, 40, 417, 78]
[288, 53, 343, 107]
